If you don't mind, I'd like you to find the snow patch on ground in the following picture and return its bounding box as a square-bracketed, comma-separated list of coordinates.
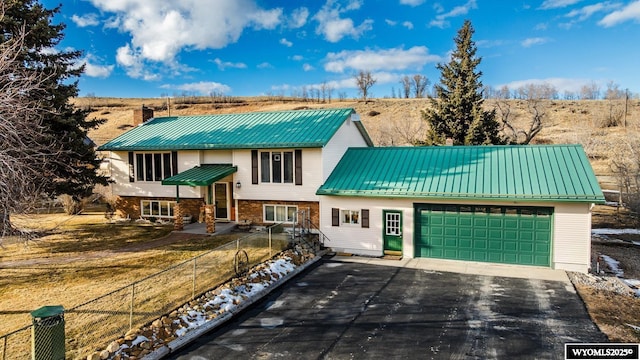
[592, 228, 640, 236]
[600, 255, 624, 277]
[597, 254, 640, 296]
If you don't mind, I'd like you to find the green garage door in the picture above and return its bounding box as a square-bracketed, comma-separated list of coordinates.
[415, 204, 553, 266]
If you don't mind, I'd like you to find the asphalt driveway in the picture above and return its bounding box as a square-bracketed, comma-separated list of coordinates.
[168, 257, 605, 359]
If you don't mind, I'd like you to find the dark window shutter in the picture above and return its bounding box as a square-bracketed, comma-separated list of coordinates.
[294, 149, 302, 185]
[361, 209, 369, 228]
[171, 151, 178, 176]
[128, 152, 135, 182]
[332, 208, 340, 227]
[251, 150, 259, 184]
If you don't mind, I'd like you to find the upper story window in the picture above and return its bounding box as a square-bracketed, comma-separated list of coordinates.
[129, 151, 177, 182]
[252, 149, 302, 185]
[261, 151, 294, 183]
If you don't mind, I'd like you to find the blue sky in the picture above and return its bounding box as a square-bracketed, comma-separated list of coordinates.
[44, 0, 640, 98]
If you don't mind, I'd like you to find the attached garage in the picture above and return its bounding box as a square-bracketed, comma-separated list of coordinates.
[317, 145, 605, 273]
[415, 204, 552, 266]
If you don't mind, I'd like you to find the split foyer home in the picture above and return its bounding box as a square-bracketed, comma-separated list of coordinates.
[98, 107, 605, 273]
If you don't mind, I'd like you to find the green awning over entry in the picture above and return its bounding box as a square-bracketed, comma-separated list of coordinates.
[162, 164, 237, 186]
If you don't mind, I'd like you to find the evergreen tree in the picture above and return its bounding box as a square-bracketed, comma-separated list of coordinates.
[422, 20, 503, 145]
[1, 1, 108, 201]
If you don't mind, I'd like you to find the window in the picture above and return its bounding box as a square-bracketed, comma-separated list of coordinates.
[263, 204, 298, 223]
[332, 208, 369, 228]
[341, 210, 359, 225]
[134, 152, 175, 182]
[260, 151, 294, 183]
[140, 200, 176, 218]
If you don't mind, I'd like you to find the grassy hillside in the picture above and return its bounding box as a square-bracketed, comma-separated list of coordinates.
[75, 96, 640, 190]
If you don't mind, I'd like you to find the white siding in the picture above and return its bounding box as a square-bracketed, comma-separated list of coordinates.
[319, 197, 416, 257]
[203, 150, 233, 164]
[109, 150, 201, 198]
[232, 148, 323, 202]
[319, 196, 593, 273]
[552, 203, 592, 273]
[322, 118, 369, 182]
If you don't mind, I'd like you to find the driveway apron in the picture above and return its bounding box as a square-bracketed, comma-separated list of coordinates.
[169, 258, 605, 359]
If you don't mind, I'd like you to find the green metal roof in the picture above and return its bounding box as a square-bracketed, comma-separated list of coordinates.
[98, 108, 373, 151]
[317, 145, 605, 203]
[162, 164, 237, 186]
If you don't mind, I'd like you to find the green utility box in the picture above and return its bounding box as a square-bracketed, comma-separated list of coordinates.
[31, 306, 65, 360]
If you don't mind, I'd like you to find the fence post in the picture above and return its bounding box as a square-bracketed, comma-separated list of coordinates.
[129, 283, 135, 331]
[269, 227, 272, 258]
[2, 334, 7, 360]
[192, 258, 197, 300]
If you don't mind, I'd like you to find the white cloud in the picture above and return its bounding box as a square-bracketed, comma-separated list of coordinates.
[402, 21, 414, 29]
[257, 62, 273, 69]
[385, 19, 397, 26]
[81, 55, 114, 78]
[400, 0, 425, 6]
[280, 38, 293, 47]
[521, 37, 550, 47]
[212, 58, 247, 70]
[116, 44, 159, 80]
[566, 2, 620, 21]
[71, 13, 100, 27]
[599, 0, 640, 27]
[303, 63, 315, 71]
[292, 55, 304, 61]
[167, 81, 232, 95]
[324, 46, 441, 73]
[313, 0, 373, 42]
[429, 0, 477, 28]
[534, 22, 548, 30]
[89, 0, 283, 79]
[539, 0, 583, 10]
[289, 7, 309, 28]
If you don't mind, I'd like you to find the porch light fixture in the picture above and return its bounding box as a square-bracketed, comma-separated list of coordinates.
[236, 181, 241, 189]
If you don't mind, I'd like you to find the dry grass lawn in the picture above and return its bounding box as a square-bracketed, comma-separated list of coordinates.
[0, 209, 243, 337]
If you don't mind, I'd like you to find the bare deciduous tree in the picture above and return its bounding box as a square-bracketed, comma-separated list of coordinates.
[412, 75, 429, 98]
[601, 81, 626, 127]
[610, 138, 640, 213]
[495, 83, 549, 144]
[0, 25, 59, 237]
[354, 70, 376, 102]
[400, 75, 411, 98]
[580, 81, 600, 100]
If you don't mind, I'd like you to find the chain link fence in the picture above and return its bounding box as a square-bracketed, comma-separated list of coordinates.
[1, 224, 292, 359]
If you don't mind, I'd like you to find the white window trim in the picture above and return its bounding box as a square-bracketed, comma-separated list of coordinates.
[259, 150, 295, 184]
[140, 200, 176, 219]
[263, 204, 298, 223]
[135, 152, 174, 183]
[341, 209, 360, 226]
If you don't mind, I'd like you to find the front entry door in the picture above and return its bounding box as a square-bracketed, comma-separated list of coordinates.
[214, 183, 228, 219]
[383, 210, 403, 255]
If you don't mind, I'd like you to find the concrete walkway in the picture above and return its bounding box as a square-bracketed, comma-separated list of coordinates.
[334, 255, 571, 282]
[179, 221, 237, 235]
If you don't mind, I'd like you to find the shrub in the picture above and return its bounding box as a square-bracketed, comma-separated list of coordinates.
[58, 194, 84, 215]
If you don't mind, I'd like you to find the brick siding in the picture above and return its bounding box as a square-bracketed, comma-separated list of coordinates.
[237, 200, 319, 227]
[116, 196, 204, 220]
